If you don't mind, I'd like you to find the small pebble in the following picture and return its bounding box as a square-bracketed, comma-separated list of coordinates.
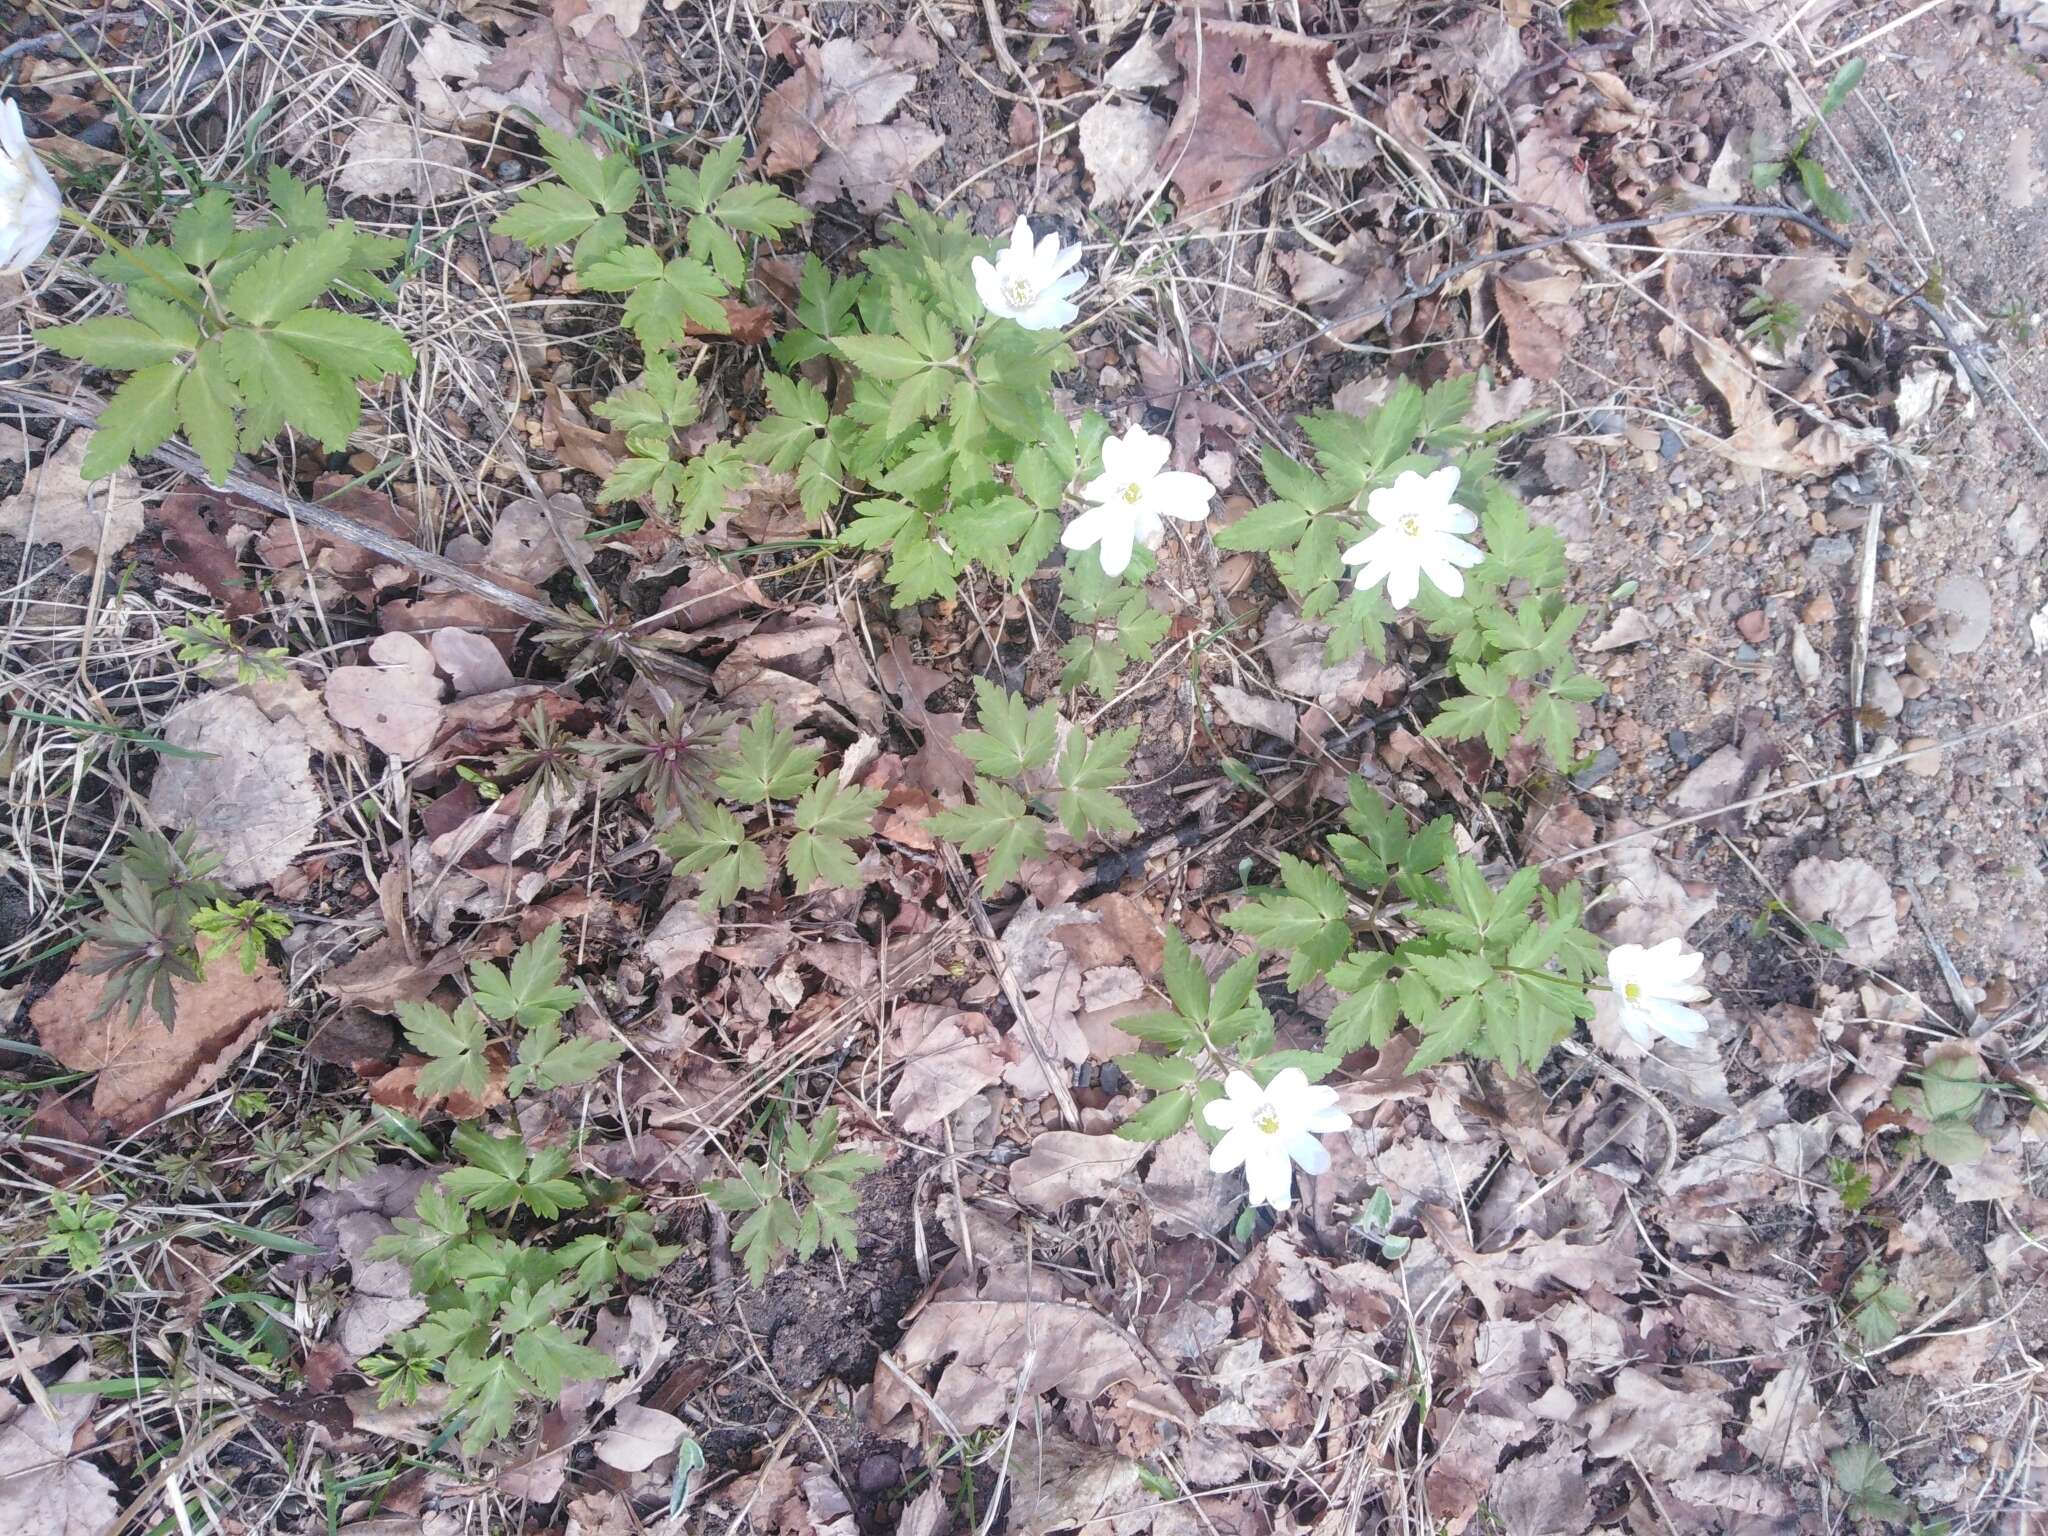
[1903, 737, 1943, 777]
[1905, 642, 1944, 681]
[1736, 609, 1769, 643]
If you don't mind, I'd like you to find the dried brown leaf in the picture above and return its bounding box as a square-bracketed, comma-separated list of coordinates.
[148, 691, 323, 887]
[0, 432, 145, 562]
[1154, 19, 1344, 215]
[31, 950, 284, 1135]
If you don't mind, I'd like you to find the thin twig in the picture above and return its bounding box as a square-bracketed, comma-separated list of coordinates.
[0, 382, 564, 624]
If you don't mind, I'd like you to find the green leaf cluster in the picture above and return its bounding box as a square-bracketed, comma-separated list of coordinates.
[1218, 776, 1601, 1077]
[1750, 60, 1865, 225]
[1055, 548, 1170, 694]
[742, 202, 1085, 607]
[704, 1108, 882, 1285]
[395, 923, 622, 1108]
[1845, 1260, 1912, 1351]
[1894, 1048, 1988, 1170]
[925, 679, 1138, 894]
[363, 1126, 678, 1452]
[492, 131, 808, 532]
[79, 827, 234, 1027]
[653, 704, 883, 909]
[36, 170, 415, 485]
[1215, 377, 1599, 770]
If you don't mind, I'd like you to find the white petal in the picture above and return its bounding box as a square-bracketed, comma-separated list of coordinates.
[1439, 534, 1486, 568]
[1046, 267, 1087, 299]
[1614, 1003, 1655, 1049]
[1222, 1070, 1264, 1108]
[1060, 503, 1114, 552]
[1284, 1131, 1331, 1176]
[1264, 1067, 1310, 1107]
[1646, 998, 1711, 1046]
[1010, 218, 1035, 258]
[1208, 1124, 1253, 1173]
[1421, 464, 1462, 506]
[1124, 427, 1172, 482]
[1099, 429, 1135, 484]
[1420, 558, 1466, 600]
[1096, 512, 1136, 576]
[1014, 295, 1075, 331]
[0, 100, 24, 158]
[1304, 1103, 1352, 1134]
[971, 257, 1011, 318]
[1441, 507, 1480, 535]
[1148, 470, 1217, 522]
[1242, 1146, 1295, 1209]
[1386, 561, 1421, 610]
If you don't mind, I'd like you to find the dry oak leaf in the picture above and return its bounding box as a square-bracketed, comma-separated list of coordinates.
[0, 1362, 119, 1536]
[327, 632, 447, 760]
[881, 1293, 1180, 1432]
[1154, 18, 1344, 215]
[148, 690, 323, 887]
[1077, 100, 1168, 208]
[1785, 855, 1899, 965]
[1691, 336, 1886, 480]
[1738, 1366, 1834, 1468]
[1009, 1131, 1147, 1212]
[888, 1008, 1004, 1135]
[800, 122, 942, 215]
[594, 1401, 685, 1472]
[0, 431, 145, 562]
[1508, 122, 1596, 228]
[337, 112, 470, 202]
[1579, 1367, 1733, 1480]
[32, 949, 284, 1135]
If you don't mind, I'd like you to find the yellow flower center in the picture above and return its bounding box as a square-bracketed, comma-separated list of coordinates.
[1623, 981, 1642, 1001]
[1004, 277, 1037, 307]
[1253, 1105, 1281, 1135]
[1120, 481, 1144, 505]
[1398, 513, 1423, 538]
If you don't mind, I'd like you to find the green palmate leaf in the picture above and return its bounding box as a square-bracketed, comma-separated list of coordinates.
[1054, 725, 1138, 838]
[508, 1015, 623, 1096]
[224, 225, 357, 325]
[271, 309, 417, 380]
[1116, 1087, 1193, 1141]
[659, 801, 769, 910]
[470, 922, 582, 1029]
[38, 315, 193, 369]
[1830, 1444, 1907, 1522]
[514, 1324, 620, 1399]
[220, 327, 357, 449]
[927, 781, 1046, 894]
[731, 1194, 802, 1285]
[83, 361, 185, 479]
[536, 124, 642, 213]
[1427, 662, 1519, 758]
[956, 679, 1058, 779]
[398, 999, 491, 1105]
[171, 190, 236, 266]
[177, 344, 240, 485]
[581, 242, 665, 290]
[493, 181, 605, 247]
[1920, 1119, 1986, 1169]
[1404, 993, 1484, 1073]
[1220, 854, 1352, 988]
[444, 1350, 532, 1454]
[718, 703, 822, 804]
[787, 777, 884, 890]
[833, 333, 937, 381]
[1917, 1052, 1986, 1121]
[1115, 1053, 1198, 1091]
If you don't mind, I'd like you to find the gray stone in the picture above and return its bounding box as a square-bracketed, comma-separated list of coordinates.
[1862, 666, 1905, 717]
[1933, 574, 1993, 656]
[1806, 535, 1856, 567]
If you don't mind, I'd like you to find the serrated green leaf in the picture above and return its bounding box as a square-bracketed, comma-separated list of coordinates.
[658, 801, 769, 910]
[271, 308, 415, 380]
[493, 181, 604, 246]
[224, 226, 356, 325]
[220, 327, 356, 450]
[1116, 1087, 1193, 1141]
[956, 679, 1058, 779]
[36, 316, 192, 369]
[717, 703, 822, 805]
[927, 780, 1046, 894]
[535, 124, 641, 213]
[82, 361, 185, 479]
[1115, 1053, 1197, 1091]
[1054, 724, 1138, 839]
[787, 776, 883, 890]
[177, 343, 238, 486]
[397, 999, 490, 1105]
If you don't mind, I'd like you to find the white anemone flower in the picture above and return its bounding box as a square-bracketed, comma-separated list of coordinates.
[1340, 464, 1486, 609]
[971, 217, 1086, 331]
[1060, 424, 1215, 577]
[1203, 1068, 1352, 1210]
[0, 98, 62, 274]
[1606, 938, 1713, 1050]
